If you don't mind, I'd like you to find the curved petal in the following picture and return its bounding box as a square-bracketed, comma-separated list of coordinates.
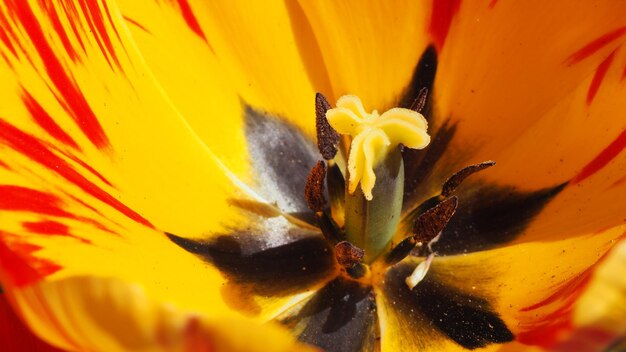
[297, 0, 432, 111]
[126, 0, 326, 135]
[0, 293, 61, 352]
[554, 240, 626, 351]
[400, 50, 626, 253]
[0, 0, 322, 347]
[3, 276, 313, 352]
[115, 0, 248, 176]
[117, 1, 328, 215]
[426, 225, 625, 349]
[434, 0, 626, 156]
[402, 2, 626, 226]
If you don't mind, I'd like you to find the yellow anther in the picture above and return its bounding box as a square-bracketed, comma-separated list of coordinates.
[326, 95, 430, 200]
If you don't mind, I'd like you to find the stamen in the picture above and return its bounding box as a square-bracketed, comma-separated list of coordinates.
[441, 161, 496, 197]
[304, 160, 327, 213]
[405, 253, 434, 289]
[384, 196, 458, 267]
[335, 240, 365, 269]
[315, 93, 340, 160]
[326, 95, 431, 200]
[413, 196, 458, 244]
[410, 87, 429, 113]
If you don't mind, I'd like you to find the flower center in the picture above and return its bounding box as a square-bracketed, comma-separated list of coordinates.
[307, 92, 494, 288]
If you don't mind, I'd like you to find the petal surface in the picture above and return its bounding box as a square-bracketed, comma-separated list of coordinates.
[427, 225, 625, 349]
[4, 276, 312, 352]
[137, 0, 324, 135]
[297, 0, 432, 111]
[0, 0, 315, 348]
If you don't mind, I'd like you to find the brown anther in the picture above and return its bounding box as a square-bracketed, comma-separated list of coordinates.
[413, 196, 458, 244]
[304, 160, 327, 212]
[410, 87, 429, 113]
[441, 161, 496, 197]
[315, 92, 340, 160]
[335, 241, 365, 269]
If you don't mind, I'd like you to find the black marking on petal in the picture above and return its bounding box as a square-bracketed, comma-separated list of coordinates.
[382, 263, 514, 349]
[166, 232, 335, 298]
[385, 235, 417, 266]
[403, 121, 458, 209]
[316, 93, 340, 160]
[433, 182, 567, 255]
[244, 105, 319, 215]
[442, 161, 496, 197]
[278, 277, 378, 352]
[399, 45, 438, 121]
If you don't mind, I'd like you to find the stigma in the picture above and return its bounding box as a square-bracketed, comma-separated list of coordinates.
[326, 95, 430, 200]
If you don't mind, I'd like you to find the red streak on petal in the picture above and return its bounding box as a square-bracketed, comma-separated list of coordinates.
[66, 153, 113, 187]
[428, 0, 461, 51]
[123, 16, 151, 34]
[517, 248, 616, 348]
[572, 127, 626, 184]
[22, 220, 91, 244]
[0, 119, 153, 228]
[22, 89, 80, 150]
[0, 294, 64, 352]
[6, 0, 110, 149]
[552, 327, 617, 351]
[0, 160, 10, 169]
[488, 0, 498, 9]
[0, 20, 17, 57]
[517, 318, 572, 348]
[0, 233, 61, 287]
[75, 0, 122, 71]
[517, 273, 593, 347]
[521, 272, 593, 313]
[609, 173, 626, 189]
[176, 0, 207, 42]
[59, 1, 87, 55]
[586, 50, 616, 105]
[565, 26, 626, 66]
[23, 220, 69, 235]
[0, 186, 73, 217]
[41, 0, 78, 61]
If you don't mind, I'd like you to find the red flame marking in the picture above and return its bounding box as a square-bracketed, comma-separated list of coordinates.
[586, 50, 616, 105]
[0, 119, 153, 228]
[428, 0, 462, 51]
[572, 127, 626, 184]
[565, 26, 626, 66]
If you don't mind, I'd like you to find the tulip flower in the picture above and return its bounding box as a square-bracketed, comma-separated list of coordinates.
[1, 1, 626, 351]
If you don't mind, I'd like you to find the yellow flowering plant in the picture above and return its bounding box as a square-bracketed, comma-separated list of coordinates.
[1, 0, 626, 351]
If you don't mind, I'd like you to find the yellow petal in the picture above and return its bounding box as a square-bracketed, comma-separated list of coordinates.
[565, 239, 626, 349]
[3, 276, 314, 352]
[298, 0, 432, 111]
[0, 1, 321, 347]
[435, 0, 626, 164]
[474, 56, 626, 243]
[432, 225, 625, 348]
[160, 0, 324, 135]
[116, 0, 248, 176]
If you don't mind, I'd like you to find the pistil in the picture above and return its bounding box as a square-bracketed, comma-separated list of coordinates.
[324, 95, 430, 262]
